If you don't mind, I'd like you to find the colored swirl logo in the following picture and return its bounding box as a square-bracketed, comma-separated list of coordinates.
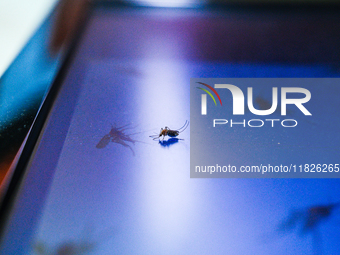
[196, 82, 222, 115]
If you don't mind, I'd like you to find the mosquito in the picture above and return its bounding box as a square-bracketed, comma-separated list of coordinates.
[149, 120, 189, 141]
[96, 123, 139, 156]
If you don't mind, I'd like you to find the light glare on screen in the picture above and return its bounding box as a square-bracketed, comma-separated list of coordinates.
[130, 0, 205, 7]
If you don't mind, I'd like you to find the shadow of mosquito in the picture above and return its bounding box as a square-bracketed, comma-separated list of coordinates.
[96, 123, 149, 156]
[158, 138, 183, 148]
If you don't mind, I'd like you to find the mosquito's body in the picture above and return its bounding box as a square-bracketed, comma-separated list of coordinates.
[150, 120, 189, 141]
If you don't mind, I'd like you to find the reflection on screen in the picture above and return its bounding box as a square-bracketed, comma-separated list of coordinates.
[2, 7, 340, 255]
[27, 57, 340, 255]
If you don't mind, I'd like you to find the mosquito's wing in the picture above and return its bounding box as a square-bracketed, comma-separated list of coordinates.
[96, 134, 111, 148]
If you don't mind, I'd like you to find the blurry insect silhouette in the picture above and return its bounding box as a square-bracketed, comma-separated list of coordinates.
[34, 240, 96, 255]
[149, 120, 189, 141]
[255, 95, 317, 127]
[276, 201, 340, 255]
[33, 225, 115, 255]
[256, 96, 279, 114]
[96, 123, 138, 156]
[255, 96, 299, 116]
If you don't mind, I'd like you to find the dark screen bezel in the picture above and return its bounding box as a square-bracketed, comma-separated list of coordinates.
[0, 1, 91, 239]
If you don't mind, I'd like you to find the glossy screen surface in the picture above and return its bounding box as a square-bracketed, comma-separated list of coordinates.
[2, 6, 340, 255]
